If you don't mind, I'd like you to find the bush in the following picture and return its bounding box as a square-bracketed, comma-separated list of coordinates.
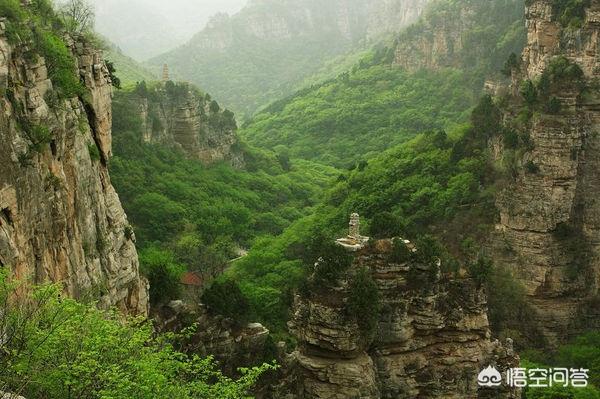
[313, 241, 353, 287]
[471, 95, 502, 138]
[347, 267, 380, 338]
[501, 52, 519, 76]
[0, 270, 274, 398]
[36, 30, 85, 98]
[521, 79, 538, 105]
[369, 211, 404, 238]
[466, 255, 493, 286]
[547, 96, 562, 113]
[88, 142, 101, 161]
[525, 160, 540, 173]
[202, 279, 250, 324]
[551, 0, 591, 28]
[388, 238, 412, 263]
[139, 247, 185, 306]
[27, 124, 53, 152]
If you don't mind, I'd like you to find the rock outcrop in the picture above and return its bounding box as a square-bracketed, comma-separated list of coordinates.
[282, 237, 519, 398]
[393, 0, 525, 75]
[0, 18, 148, 314]
[155, 300, 273, 375]
[491, 0, 600, 346]
[134, 82, 244, 167]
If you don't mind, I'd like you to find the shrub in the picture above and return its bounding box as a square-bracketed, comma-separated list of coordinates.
[0, 270, 274, 398]
[347, 267, 380, 338]
[520, 79, 538, 105]
[525, 160, 540, 173]
[139, 247, 185, 306]
[503, 129, 520, 149]
[551, 0, 591, 28]
[88, 142, 101, 162]
[27, 124, 53, 152]
[501, 52, 519, 76]
[388, 238, 412, 263]
[471, 95, 502, 138]
[202, 279, 250, 324]
[105, 60, 121, 89]
[36, 30, 85, 98]
[547, 96, 562, 113]
[466, 255, 493, 286]
[369, 211, 404, 238]
[313, 241, 353, 287]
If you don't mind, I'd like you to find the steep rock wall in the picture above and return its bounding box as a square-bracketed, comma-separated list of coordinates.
[135, 83, 244, 167]
[492, 0, 600, 346]
[283, 239, 518, 398]
[0, 20, 148, 314]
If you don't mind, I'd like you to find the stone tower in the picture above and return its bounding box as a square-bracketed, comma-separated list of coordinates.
[162, 64, 170, 82]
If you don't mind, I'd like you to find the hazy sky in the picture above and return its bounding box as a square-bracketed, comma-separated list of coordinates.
[90, 0, 248, 60]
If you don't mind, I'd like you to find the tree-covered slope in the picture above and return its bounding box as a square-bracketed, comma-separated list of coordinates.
[109, 87, 338, 305]
[149, 0, 430, 118]
[105, 44, 157, 87]
[239, 0, 525, 167]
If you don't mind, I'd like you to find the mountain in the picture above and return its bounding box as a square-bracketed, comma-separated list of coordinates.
[150, 0, 430, 118]
[105, 44, 157, 86]
[490, 0, 600, 348]
[0, 1, 147, 314]
[239, 0, 525, 167]
[93, 0, 248, 61]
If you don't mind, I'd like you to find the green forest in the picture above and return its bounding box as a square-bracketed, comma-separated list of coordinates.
[1, 0, 600, 397]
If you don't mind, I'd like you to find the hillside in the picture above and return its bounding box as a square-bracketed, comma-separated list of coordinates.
[150, 0, 430, 118]
[105, 44, 157, 86]
[239, 0, 526, 167]
[109, 84, 338, 306]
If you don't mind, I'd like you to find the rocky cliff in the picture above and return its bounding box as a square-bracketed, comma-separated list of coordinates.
[151, 0, 430, 117]
[392, 0, 525, 80]
[0, 15, 147, 314]
[281, 238, 519, 398]
[132, 82, 244, 167]
[491, 0, 600, 346]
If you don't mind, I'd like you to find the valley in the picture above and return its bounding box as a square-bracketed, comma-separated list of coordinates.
[0, 0, 599, 398]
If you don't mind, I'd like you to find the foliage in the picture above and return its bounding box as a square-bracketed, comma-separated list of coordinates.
[241, 66, 475, 167]
[551, 0, 591, 28]
[502, 52, 520, 76]
[58, 0, 94, 36]
[369, 211, 405, 238]
[0, 270, 275, 398]
[346, 267, 380, 338]
[105, 59, 121, 89]
[27, 124, 53, 153]
[110, 88, 337, 309]
[139, 246, 186, 306]
[88, 142, 101, 161]
[35, 29, 86, 98]
[312, 240, 353, 287]
[230, 117, 496, 332]
[202, 280, 250, 324]
[466, 255, 493, 286]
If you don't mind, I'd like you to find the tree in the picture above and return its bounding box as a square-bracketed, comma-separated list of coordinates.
[0, 270, 275, 398]
[59, 0, 94, 36]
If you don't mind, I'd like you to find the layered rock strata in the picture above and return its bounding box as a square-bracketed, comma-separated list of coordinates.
[283, 238, 519, 398]
[0, 19, 148, 314]
[492, 0, 600, 346]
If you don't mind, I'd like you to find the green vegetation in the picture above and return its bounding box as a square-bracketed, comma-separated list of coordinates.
[0, 0, 86, 98]
[202, 280, 250, 324]
[0, 270, 274, 398]
[521, 332, 600, 397]
[139, 246, 186, 306]
[110, 88, 337, 305]
[551, 0, 591, 29]
[347, 267, 380, 338]
[229, 98, 500, 331]
[241, 67, 475, 167]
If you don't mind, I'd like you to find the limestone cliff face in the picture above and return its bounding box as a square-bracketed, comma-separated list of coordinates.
[283, 239, 518, 399]
[135, 83, 244, 167]
[0, 21, 148, 314]
[393, 0, 525, 74]
[366, 0, 430, 39]
[491, 0, 600, 346]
